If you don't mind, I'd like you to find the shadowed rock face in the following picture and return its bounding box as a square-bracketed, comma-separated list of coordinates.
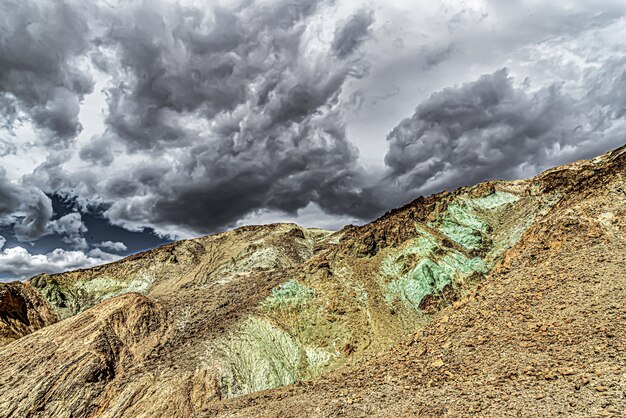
[0, 145, 624, 417]
[0, 281, 59, 346]
[0, 293, 167, 417]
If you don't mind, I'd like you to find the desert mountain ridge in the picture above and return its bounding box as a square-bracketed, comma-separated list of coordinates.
[0, 144, 624, 417]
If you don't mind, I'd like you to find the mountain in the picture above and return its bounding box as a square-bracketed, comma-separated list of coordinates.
[0, 145, 624, 417]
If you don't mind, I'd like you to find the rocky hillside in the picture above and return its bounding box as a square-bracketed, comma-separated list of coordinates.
[0, 145, 624, 417]
[0, 281, 58, 346]
[204, 145, 626, 417]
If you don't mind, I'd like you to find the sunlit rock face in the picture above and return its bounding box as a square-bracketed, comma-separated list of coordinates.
[207, 180, 562, 398]
[22, 165, 561, 401]
[204, 146, 626, 417]
[28, 240, 207, 318]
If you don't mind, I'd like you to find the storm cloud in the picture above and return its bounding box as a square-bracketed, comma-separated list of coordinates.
[0, 0, 625, 281]
[75, 0, 381, 235]
[0, 169, 53, 241]
[332, 9, 374, 59]
[382, 65, 626, 196]
[0, 0, 94, 145]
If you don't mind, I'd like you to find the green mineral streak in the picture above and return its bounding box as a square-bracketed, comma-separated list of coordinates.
[436, 220, 483, 250]
[380, 231, 438, 279]
[470, 191, 519, 210]
[227, 246, 283, 273]
[262, 280, 314, 311]
[34, 274, 155, 318]
[383, 210, 496, 311]
[385, 258, 453, 309]
[440, 252, 489, 275]
[381, 254, 402, 278]
[429, 201, 489, 251]
[445, 203, 489, 233]
[72, 275, 153, 300]
[404, 234, 439, 256]
[414, 259, 452, 291]
[426, 192, 519, 251]
[212, 317, 334, 398]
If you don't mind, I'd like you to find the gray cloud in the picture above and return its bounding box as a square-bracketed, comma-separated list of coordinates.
[96, 241, 127, 252]
[383, 66, 626, 196]
[0, 169, 53, 241]
[98, 0, 328, 152]
[50, 212, 88, 250]
[332, 9, 374, 59]
[2, 0, 625, 248]
[69, 0, 382, 235]
[0, 171, 91, 247]
[78, 134, 115, 166]
[0, 0, 94, 146]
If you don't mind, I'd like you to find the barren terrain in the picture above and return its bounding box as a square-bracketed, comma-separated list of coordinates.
[0, 145, 624, 417]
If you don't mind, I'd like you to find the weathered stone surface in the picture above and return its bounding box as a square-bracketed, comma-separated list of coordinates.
[0, 281, 59, 346]
[0, 293, 167, 417]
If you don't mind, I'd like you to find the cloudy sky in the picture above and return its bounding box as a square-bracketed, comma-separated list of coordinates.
[0, 0, 624, 280]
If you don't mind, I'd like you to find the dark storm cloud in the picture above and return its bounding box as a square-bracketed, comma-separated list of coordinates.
[79, 0, 383, 234]
[98, 0, 328, 151]
[79, 134, 115, 166]
[0, 169, 90, 246]
[0, 169, 53, 241]
[586, 56, 626, 120]
[102, 109, 379, 233]
[332, 9, 374, 59]
[0, 0, 94, 146]
[383, 67, 626, 195]
[2, 0, 624, 248]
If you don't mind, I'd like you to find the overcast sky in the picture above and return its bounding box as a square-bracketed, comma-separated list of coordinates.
[1, 0, 625, 280]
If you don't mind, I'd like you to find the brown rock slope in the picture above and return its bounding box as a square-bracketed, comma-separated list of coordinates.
[0, 293, 166, 417]
[0, 145, 623, 417]
[204, 146, 626, 416]
[0, 281, 59, 346]
[1, 225, 331, 417]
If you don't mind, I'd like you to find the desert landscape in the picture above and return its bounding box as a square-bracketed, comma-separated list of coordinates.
[1, 145, 624, 417]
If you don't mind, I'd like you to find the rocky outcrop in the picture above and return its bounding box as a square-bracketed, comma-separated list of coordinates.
[0, 281, 59, 346]
[0, 293, 167, 417]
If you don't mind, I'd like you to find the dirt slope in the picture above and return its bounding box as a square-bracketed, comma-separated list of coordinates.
[0, 145, 623, 417]
[203, 146, 626, 417]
